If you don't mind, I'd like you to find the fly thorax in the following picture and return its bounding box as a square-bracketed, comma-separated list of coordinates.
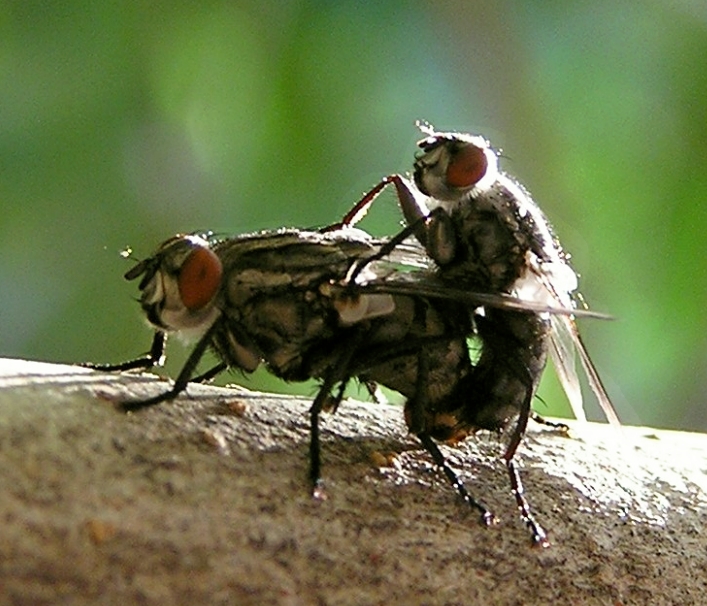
[441, 192, 527, 292]
[227, 269, 296, 308]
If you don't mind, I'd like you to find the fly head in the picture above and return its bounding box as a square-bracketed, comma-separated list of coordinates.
[413, 125, 499, 206]
[130, 234, 223, 333]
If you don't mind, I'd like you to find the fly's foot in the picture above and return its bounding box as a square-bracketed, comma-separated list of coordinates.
[312, 480, 328, 501]
[480, 510, 498, 528]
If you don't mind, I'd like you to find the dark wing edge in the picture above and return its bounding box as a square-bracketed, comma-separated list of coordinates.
[353, 279, 613, 319]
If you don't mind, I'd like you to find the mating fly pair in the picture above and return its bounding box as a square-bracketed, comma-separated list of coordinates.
[91, 123, 617, 546]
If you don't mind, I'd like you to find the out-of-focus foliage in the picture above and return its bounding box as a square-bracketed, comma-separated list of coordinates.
[1, 1, 706, 430]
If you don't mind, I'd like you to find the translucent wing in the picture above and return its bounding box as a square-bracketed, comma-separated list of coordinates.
[351, 254, 619, 425]
[519, 260, 621, 427]
[558, 314, 621, 427]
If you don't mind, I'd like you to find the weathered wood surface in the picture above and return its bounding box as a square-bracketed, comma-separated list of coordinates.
[1, 357, 705, 605]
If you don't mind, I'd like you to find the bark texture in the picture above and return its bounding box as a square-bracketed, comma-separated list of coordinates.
[1, 358, 706, 605]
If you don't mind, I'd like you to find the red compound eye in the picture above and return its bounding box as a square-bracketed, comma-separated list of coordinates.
[446, 144, 488, 188]
[178, 246, 223, 311]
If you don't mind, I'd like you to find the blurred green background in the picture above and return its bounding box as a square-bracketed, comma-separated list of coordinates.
[2, 1, 706, 430]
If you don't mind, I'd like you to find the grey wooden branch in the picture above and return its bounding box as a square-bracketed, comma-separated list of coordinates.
[1, 358, 705, 605]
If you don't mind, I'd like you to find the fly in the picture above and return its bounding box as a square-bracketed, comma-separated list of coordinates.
[328, 122, 619, 545]
[87, 227, 512, 525]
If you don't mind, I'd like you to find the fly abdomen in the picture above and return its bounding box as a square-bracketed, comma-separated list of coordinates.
[461, 309, 550, 430]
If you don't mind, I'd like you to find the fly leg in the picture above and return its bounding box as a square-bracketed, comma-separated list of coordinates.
[417, 434, 495, 526]
[530, 412, 569, 433]
[505, 456, 550, 548]
[326, 173, 457, 269]
[82, 332, 166, 372]
[191, 363, 228, 384]
[86, 330, 225, 388]
[344, 217, 424, 281]
[343, 206, 451, 289]
[308, 336, 363, 500]
[405, 342, 430, 436]
[504, 390, 550, 548]
[322, 175, 402, 233]
[474, 308, 550, 545]
[319, 378, 348, 414]
[386, 176, 458, 265]
[411, 348, 495, 526]
[362, 381, 383, 404]
[324, 174, 430, 235]
[308, 376, 346, 501]
[120, 323, 218, 412]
